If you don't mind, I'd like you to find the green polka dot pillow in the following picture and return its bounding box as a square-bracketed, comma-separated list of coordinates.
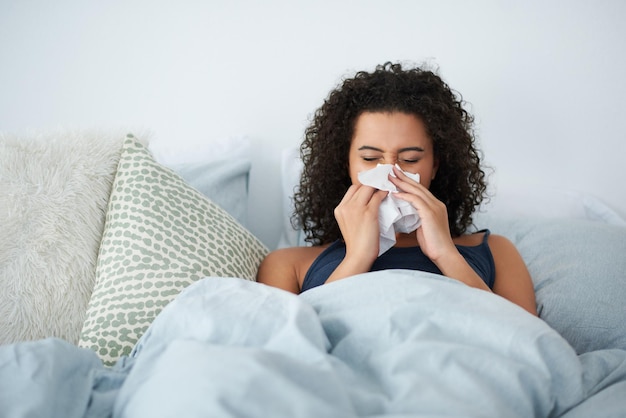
[79, 134, 268, 366]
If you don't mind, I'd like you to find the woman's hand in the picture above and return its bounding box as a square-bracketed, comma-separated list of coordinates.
[388, 166, 456, 263]
[333, 184, 387, 271]
[388, 166, 493, 293]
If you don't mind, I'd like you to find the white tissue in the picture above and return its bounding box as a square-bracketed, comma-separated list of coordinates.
[357, 164, 421, 256]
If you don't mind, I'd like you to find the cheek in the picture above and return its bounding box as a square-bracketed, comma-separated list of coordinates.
[348, 159, 366, 185]
[420, 167, 437, 188]
[349, 168, 361, 185]
[419, 176, 432, 188]
[405, 167, 433, 188]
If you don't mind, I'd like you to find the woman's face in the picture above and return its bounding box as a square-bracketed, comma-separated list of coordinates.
[348, 111, 438, 188]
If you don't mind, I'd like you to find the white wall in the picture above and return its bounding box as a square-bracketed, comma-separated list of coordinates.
[2, 0, 625, 248]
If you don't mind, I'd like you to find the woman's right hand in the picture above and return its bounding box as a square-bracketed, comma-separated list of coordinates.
[333, 184, 387, 270]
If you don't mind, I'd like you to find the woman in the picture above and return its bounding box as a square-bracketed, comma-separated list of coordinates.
[257, 62, 537, 315]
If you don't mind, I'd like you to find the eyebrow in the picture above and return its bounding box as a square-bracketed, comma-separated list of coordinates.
[358, 145, 425, 153]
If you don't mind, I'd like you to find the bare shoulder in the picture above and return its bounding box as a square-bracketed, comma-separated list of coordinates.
[454, 231, 516, 251]
[453, 231, 536, 315]
[485, 233, 538, 315]
[452, 230, 490, 246]
[486, 233, 520, 257]
[483, 232, 526, 269]
[256, 245, 328, 294]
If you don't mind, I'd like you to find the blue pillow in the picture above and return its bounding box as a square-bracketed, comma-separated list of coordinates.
[172, 159, 251, 227]
[149, 136, 251, 228]
[477, 215, 626, 354]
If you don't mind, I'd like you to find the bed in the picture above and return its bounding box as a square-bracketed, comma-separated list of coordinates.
[1, 132, 625, 417]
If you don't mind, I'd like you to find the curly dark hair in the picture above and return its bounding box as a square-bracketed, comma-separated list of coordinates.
[293, 62, 487, 245]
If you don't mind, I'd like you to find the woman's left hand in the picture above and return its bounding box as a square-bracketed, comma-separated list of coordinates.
[388, 166, 456, 263]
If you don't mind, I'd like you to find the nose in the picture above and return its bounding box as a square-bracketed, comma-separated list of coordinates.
[383, 154, 397, 166]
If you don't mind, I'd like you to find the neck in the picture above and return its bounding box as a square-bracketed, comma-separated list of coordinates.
[394, 233, 419, 248]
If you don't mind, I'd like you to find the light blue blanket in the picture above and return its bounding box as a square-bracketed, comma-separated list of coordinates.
[1, 270, 625, 417]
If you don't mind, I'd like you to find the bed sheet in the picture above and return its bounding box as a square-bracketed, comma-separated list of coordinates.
[1, 272, 625, 417]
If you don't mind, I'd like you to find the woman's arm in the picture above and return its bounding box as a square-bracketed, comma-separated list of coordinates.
[390, 169, 492, 291]
[390, 168, 537, 314]
[256, 246, 326, 294]
[326, 184, 387, 284]
[489, 234, 537, 315]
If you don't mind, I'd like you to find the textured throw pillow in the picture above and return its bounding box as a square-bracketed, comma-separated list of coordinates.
[79, 134, 268, 366]
[172, 159, 251, 227]
[150, 135, 253, 227]
[0, 130, 126, 344]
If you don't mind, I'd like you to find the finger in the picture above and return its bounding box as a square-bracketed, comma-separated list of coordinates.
[338, 184, 359, 205]
[393, 190, 436, 212]
[389, 168, 439, 204]
[339, 184, 376, 205]
[394, 191, 448, 224]
[352, 184, 382, 205]
[388, 173, 426, 198]
[336, 185, 384, 216]
[369, 189, 388, 207]
[389, 168, 421, 192]
[392, 166, 421, 185]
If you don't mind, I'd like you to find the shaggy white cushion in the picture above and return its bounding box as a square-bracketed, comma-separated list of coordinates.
[0, 130, 128, 344]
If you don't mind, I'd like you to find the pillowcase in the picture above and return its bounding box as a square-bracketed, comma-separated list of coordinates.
[0, 129, 125, 345]
[277, 146, 308, 248]
[79, 134, 268, 366]
[148, 134, 250, 167]
[171, 159, 251, 227]
[149, 136, 252, 227]
[479, 186, 626, 226]
[475, 214, 626, 354]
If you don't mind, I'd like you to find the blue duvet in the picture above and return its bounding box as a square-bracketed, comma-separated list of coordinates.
[1, 270, 625, 417]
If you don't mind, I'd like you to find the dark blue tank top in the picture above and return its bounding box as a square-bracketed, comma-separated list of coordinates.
[301, 229, 495, 292]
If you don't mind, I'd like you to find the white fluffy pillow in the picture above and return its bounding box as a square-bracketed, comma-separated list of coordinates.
[0, 130, 127, 344]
